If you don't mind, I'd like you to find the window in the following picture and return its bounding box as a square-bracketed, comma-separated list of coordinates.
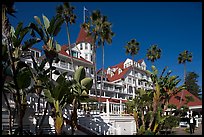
[85, 43, 88, 50]
[91, 68, 94, 74]
[133, 79, 136, 85]
[90, 44, 93, 50]
[36, 52, 39, 58]
[128, 77, 131, 83]
[118, 69, 122, 74]
[80, 44, 83, 50]
[85, 54, 88, 60]
[91, 55, 93, 61]
[97, 76, 101, 81]
[72, 51, 77, 57]
[86, 67, 88, 73]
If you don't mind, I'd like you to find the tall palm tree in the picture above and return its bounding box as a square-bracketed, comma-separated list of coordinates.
[124, 39, 140, 87]
[125, 39, 140, 68]
[124, 38, 140, 131]
[82, 10, 105, 107]
[56, 2, 76, 71]
[146, 44, 162, 66]
[97, 15, 114, 111]
[178, 50, 192, 104]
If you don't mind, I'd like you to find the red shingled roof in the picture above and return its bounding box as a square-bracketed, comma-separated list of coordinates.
[59, 45, 93, 64]
[107, 66, 131, 82]
[169, 90, 202, 108]
[99, 59, 147, 82]
[137, 59, 144, 64]
[76, 27, 93, 44]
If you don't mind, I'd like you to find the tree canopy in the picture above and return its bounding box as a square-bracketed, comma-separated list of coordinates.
[185, 72, 201, 97]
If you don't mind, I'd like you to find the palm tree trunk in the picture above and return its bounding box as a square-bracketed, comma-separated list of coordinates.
[148, 94, 159, 131]
[141, 108, 145, 128]
[133, 110, 139, 133]
[92, 38, 98, 109]
[65, 22, 75, 71]
[99, 44, 105, 112]
[180, 63, 186, 105]
[132, 55, 135, 90]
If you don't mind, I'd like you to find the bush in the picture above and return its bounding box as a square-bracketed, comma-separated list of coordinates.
[162, 116, 179, 130]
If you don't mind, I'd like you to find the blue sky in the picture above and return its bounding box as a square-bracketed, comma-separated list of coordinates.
[9, 2, 202, 89]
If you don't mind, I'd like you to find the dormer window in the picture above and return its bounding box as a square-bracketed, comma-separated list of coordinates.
[110, 72, 114, 77]
[118, 68, 122, 74]
[80, 44, 83, 50]
[85, 43, 88, 50]
[72, 51, 77, 58]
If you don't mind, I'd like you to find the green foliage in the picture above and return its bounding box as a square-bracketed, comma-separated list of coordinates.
[146, 44, 162, 64]
[124, 39, 140, 57]
[137, 125, 145, 135]
[162, 116, 179, 130]
[178, 50, 192, 64]
[16, 68, 32, 89]
[185, 72, 201, 97]
[74, 66, 86, 83]
[144, 129, 154, 135]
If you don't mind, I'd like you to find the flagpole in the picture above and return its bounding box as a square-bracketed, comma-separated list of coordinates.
[83, 6, 85, 23]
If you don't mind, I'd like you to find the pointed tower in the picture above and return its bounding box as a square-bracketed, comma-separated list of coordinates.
[75, 27, 94, 63]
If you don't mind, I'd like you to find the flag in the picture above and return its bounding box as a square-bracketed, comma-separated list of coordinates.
[84, 6, 88, 12]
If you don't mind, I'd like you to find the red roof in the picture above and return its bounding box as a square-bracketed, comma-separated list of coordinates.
[107, 66, 131, 82]
[59, 45, 93, 64]
[99, 59, 147, 82]
[76, 27, 93, 44]
[169, 90, 202, 108]
[137, 59, 144, 64]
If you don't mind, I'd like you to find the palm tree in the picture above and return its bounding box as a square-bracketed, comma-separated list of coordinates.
[97, 15, 114, 111]
[124, 39, 140, 71]
[124, 39, 140, 131]
[124, 39, 140, 90]
[82, 10, 106, 107]
[56, 2, 76, 71]
[146, 44, 161, 66]
[178, 50, 193, 83]
[178, 50, 192, 104]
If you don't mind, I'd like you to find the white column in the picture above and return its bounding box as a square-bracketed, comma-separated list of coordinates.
[106, 99, 110, 116]
[133, 86, 135, 98]
[120, 99, 122, 116]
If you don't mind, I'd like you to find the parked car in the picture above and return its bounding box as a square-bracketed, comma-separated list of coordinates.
[179, 117, 189, 127]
